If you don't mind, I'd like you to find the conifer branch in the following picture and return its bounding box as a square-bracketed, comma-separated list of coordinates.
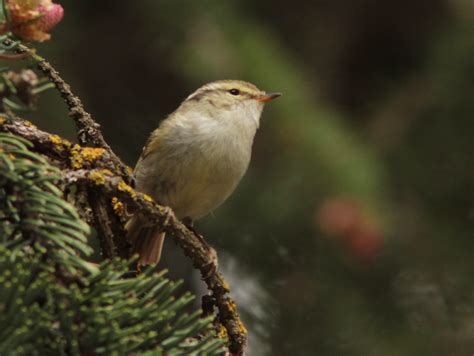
[0, 114, 248, 354]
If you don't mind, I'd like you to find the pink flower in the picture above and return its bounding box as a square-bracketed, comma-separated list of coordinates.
[2, 0, 64, 42]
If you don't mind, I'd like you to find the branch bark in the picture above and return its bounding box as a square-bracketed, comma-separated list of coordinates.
[62, 168, 247, 353]
[1, 38, 131, 182]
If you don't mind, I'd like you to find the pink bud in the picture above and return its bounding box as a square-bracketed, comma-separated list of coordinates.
[36, 4, 64, 32]
[2, 1, 64, 42]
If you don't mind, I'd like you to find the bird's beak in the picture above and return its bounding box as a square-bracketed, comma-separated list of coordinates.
[256, 92, 282, 103]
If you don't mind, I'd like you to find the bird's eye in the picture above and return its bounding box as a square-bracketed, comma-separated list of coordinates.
[229, 88, 240, 96]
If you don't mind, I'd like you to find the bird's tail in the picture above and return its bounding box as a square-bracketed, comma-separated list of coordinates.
[125, 215, 165, 266]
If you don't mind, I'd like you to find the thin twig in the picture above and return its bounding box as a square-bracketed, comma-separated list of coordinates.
[1, 38, 131, 181]
[0, 52, 32, 60]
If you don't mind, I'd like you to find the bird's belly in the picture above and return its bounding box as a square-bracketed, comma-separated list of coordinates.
[137, 144, 250, 220]
[161, 159, 247, 220]
[135, 118, 254, 220]
[169, 178, 237, 219]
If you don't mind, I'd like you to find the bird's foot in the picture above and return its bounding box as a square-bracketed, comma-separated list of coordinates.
[162, 206, 176, 226]
[182, 216, 194, 229]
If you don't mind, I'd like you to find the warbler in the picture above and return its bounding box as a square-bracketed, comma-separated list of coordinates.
[126, 80, 281, 265]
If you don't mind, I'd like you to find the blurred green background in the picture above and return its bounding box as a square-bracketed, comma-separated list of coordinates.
[29, 1, 474, 354]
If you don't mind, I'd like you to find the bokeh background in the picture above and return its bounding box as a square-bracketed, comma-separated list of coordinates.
[29, 1, 474, 355]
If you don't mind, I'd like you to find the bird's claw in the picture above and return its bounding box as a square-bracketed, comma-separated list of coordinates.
[162, 206, 176, 226]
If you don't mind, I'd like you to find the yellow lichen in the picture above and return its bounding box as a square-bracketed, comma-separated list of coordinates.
[49, 134, 62, 145]
[111, 197, 124, 216]
[89, 171, 106, 185]
[82, 147, 105, 161]
[70, 145, 82, 168]
[222, 280, 230, 291]
[23, 120, 36, 128]
[226, 300, 237, 314]
[0, 116, 6, 125]
[118, 181, 135, 196]
[237, 319, 248, 335]
[48, 134, 72, 152]
[70, 145, 105, 169]
[217, 324, 228, 340]
[222, 300, 247, 334]
[142, 193, 153, 202]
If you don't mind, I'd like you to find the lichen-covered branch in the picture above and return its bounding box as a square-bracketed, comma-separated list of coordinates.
[0, 115, 247, 354]
[1, 38, 131, 181]
[0, 115, 115, 170]
[62, 168, 248, 353]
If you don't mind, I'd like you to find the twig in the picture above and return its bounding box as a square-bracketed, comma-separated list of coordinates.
[0, 114, 124, 173]
[0, 52, 32, 60]
[0, 38, 131, 182]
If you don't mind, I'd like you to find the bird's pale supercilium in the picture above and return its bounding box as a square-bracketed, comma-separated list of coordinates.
[126, 80, 281, 265]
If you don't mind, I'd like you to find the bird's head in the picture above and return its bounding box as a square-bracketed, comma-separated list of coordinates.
[184, 80, 281, 128]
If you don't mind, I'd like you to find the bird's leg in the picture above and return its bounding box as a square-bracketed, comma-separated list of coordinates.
[182, 216, 194, 229]
[162, 206, 176, 226]
[182, 216, 218, 278]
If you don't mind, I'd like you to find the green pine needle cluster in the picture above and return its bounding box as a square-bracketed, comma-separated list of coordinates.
[0, 132, 225, 355]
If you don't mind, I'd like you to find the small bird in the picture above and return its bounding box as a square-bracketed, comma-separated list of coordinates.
[126, 80, 281, 265]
